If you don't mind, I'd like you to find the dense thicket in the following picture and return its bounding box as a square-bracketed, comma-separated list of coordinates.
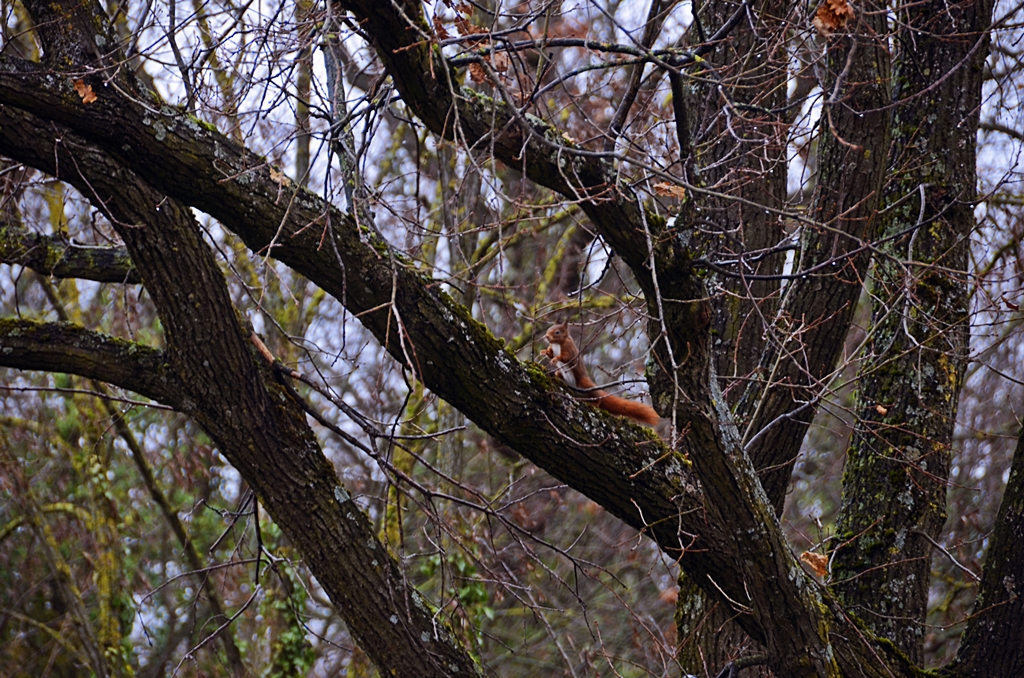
[1, 0, 1023, 675]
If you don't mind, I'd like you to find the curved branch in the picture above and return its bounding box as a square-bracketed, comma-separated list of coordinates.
[0, 318, 181, 404]
[0, 100, 483, 676]
[0, 65, 708, 531]
[0, 65, 759, 643]
[0, 6, 922, 672]
[0, 227, 139, 284]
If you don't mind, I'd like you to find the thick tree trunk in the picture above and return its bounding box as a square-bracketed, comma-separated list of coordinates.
[0, 110, 484, 678]
[833, 0, 991, 661]
[1, 3, 485, 673]
[684, 0, 788, 396]
[952, 423, 1024, 676]
[676, 1, 787, 669]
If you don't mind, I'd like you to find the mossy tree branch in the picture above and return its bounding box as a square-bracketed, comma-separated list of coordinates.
[0, 318, 180, 403]
[0, 226, 139, 284]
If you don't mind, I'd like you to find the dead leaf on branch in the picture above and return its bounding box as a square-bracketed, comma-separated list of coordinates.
[73, 79, 97, 104]
[454, 16, 488, 38]
[491, 50, 510, 73]
[467, 44, 509, 85]
[433, 18, 451, 41]
[468, 62, 488, 84]
[653, 182, 687, 199]
[800, 551, 829, 578]
[269, 166, 291, 187]
[812, 0, 855, 38]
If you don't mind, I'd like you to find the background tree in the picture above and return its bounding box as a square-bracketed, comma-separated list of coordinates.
[1, 0, 1022, 676]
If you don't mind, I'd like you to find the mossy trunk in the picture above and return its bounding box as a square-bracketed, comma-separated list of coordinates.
[833, 0, 992, 662]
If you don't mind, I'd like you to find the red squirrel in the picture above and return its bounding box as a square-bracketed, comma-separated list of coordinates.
[542, 323, 661, 427]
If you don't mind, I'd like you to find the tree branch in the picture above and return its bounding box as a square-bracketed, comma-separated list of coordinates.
[0, 318, 181, 405]
[0, 62, 720, 556]
[738, 11, 893, 511]
[3, 10, 486, 664]
[0, 2, 925, 671]
[0, 226, 139, 284]
[0, 50, 763, 647]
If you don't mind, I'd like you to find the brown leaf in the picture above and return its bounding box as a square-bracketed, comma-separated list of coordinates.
[812, 0, 855, 38]
[468, 62, 487, 84]
[875, 404, 888, 415]
[433, 18, 451, 41]
[653, 182, 687, 199]
[800, 551, 829, 578]
[455, 16, 488, 36]
[829, 0, 856, 21]
[491, 50, 510, 73]
[73, 79, 97, 104]
[269, 166, 291, 187]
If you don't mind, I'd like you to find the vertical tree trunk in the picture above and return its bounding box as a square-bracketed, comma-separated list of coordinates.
[685, 0, 788, 396]
[739, 2, 892, 512]
[833, 0, 992, 661]
[677, 2, 787, 670]
[954, 422, 1024, 676]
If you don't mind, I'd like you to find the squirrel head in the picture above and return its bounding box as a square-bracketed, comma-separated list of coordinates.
[545, 322, 568, 343]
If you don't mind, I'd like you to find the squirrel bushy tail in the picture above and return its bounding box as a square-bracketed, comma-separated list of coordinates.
[588, 392, 661, 426]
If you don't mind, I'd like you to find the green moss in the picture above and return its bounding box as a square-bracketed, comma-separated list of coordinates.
[645, 208, 668, 232]
[441, 291, 506, 357]
[523, 360, 555, 389]
[184, 112, 219, 133]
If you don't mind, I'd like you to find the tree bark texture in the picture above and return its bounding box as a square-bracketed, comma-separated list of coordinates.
[951, 422, 1024, 676]
[684, 0, 788, 397]
[0, 227, 139, 283]
[0, 0, 1017, 675]
[0, 106, 484, 677]
[1, 3, 484, 672]
[833, 0, 991, 662]
[738, 6, 893, 513]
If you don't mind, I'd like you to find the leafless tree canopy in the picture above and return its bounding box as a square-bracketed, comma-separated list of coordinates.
[1, 0, 1023, 675]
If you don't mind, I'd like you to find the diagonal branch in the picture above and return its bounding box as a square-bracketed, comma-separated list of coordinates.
[0, 46, 763, 647]
[0, 63, 717, 547]
[0, 2, 926, 671]
[0, 106, 484, 677]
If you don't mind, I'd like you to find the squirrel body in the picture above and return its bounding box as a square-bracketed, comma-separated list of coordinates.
[542, 323, 661, 427]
